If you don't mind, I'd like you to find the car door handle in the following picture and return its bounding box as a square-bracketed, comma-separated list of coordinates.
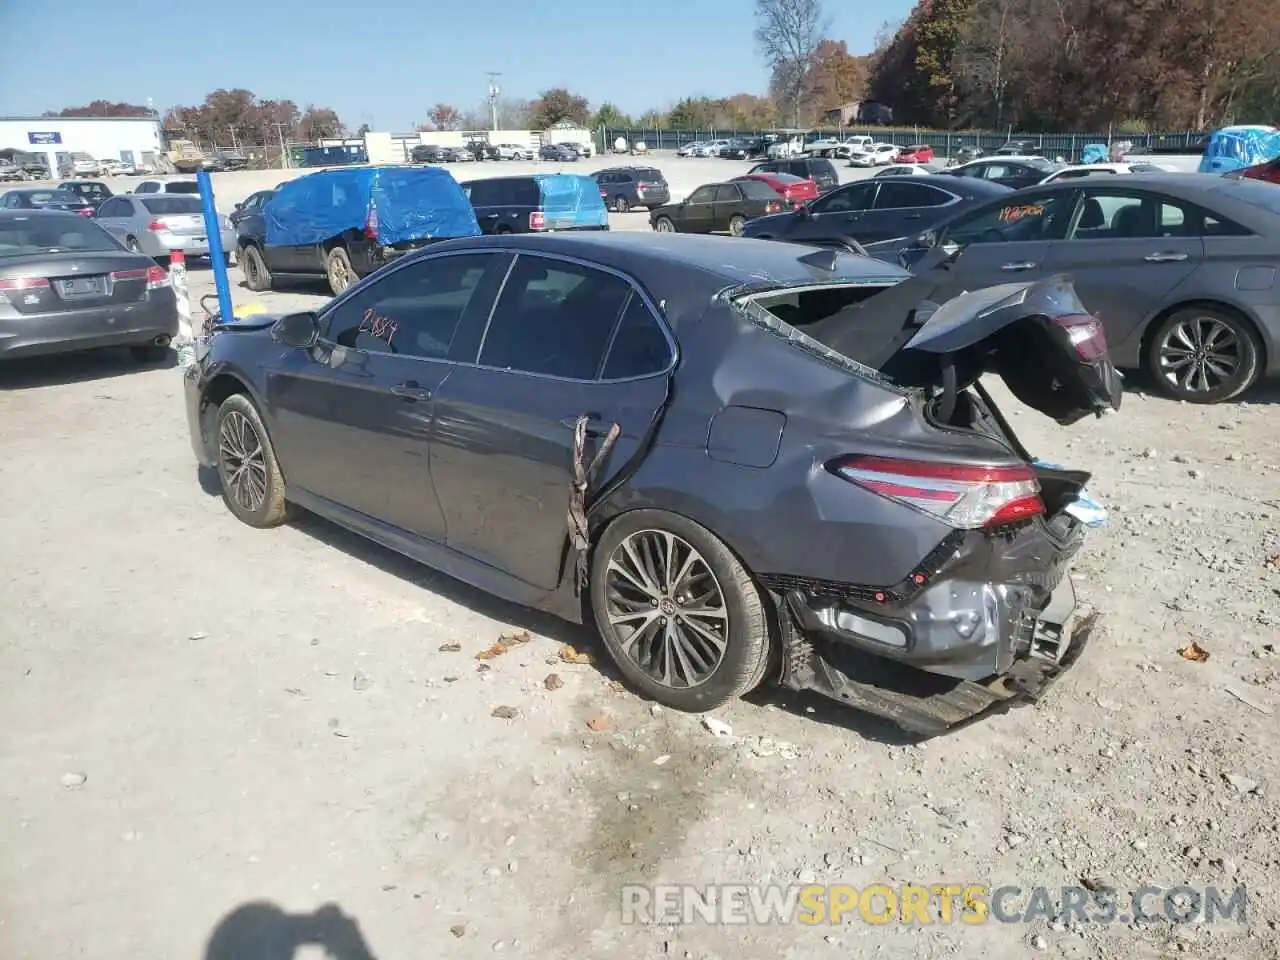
[560, 413, 604, 436]
[389, 382, 432, 401]
[1001, 261, 1037, 271]
[1144, 251, 1189, 262]
[903, 213, 922, 220]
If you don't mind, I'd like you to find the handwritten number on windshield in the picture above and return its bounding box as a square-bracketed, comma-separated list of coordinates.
[358, 307, 398, 348]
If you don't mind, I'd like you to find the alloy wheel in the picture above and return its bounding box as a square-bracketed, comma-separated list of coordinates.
[603, 530, 729, 688]
[329, 256, 352, 292]
[218, 410, 268, 513]
[655, 218, 674, 233]
[1157, 315, 1242, 395]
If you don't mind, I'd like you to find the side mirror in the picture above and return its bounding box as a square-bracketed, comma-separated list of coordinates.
[233, 202, 244, 211]
[271, 311, 320, 348]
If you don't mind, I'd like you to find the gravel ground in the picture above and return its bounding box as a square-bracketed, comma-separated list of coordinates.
[1, 159, 1278, 960]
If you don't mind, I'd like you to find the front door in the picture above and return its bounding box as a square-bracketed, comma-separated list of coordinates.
[266, 250, 512, 540]
[924, 188, 1076, 296]
[803, 180, 878, 240]
[863, 180, 955, 244]
[1042, 187, 1203, 359]
[430, 252, 673, 591]
[678, 185, 717, 233]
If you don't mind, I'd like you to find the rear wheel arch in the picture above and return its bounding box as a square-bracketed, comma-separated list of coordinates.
[1139, 299, 1267, 368]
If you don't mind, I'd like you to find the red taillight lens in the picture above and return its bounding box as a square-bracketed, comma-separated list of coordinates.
[110, 265, 168, 289]
[600, 188, 608, 199]
[0, 276, 51, 290]
[364, 204, 379, 241]
[529, 210, 546, 230]
[147, 218, 167, 232]
[1053, 313, 1108, 361]
[828, 455, 1045, 529]
[78, 208, 94, 217]
[766, 201, 781, 213]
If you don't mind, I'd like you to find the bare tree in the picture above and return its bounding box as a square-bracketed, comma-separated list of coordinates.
[755, 0, 830, 126]
[953, 0, 1027, 129]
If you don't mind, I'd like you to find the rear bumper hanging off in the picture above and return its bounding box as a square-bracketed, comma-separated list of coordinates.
[776, 572, 1100, 736]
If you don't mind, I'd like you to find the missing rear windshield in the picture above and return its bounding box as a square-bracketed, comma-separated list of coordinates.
[731, 283, 900, 386]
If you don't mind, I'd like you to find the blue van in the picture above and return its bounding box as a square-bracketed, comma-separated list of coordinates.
[237, 164, 481, 295]
[462, 173, 610, 234]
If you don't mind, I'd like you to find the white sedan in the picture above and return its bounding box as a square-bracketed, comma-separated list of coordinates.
[1038, 161, 1177, 183]
[847, 143, 901, 167]
[874, 163, 947, 177]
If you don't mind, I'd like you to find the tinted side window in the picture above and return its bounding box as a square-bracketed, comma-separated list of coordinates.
[135, 182, 157, 193]
[1160, 200, 1251, 237]
[688, 186, 717, 204]
[875, 182, 950, 209]
[464, 181, 494, 205]
[327, 253, 495, 359]
[479, 255, 632, 379]
[602, 295, 672, 380]
[813, 182, 875, 213]
[947, 193, 1072, 245]
[98, 198, 127, 217]
[714, 184, 740, 202]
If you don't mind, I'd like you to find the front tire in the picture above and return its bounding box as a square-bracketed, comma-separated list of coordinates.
[214, 393, 295, 528]
[589, 509, 773, 713]
[1146, 306, 1261, 403]
[653, 216, 675, 233]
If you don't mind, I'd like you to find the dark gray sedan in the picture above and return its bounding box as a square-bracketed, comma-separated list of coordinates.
[0, 209, 178, 361]
[884, 174, 1280, 402]
[183, 232, 1121, 735]
[741, 175, 1012, 249]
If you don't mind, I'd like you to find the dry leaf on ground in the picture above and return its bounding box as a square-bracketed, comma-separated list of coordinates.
[544, 673, 564, 690]
[1178, 641, 1210, 663]
[558, 644, 593, 665]
[586, 713, 612, 732]
[491, 705, 519, 719]
[476, 630, 532, 660]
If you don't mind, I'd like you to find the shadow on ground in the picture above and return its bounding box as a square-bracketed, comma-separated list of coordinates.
[1123, 369, 1280, 406]
[204, 901, 381, 960]
[0, 346, 175, 390]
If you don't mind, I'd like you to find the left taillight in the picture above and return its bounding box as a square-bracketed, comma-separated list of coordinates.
[827, 455, 1045, 530]
[0, 276, 50, 303]
[110, 265, 169, 289]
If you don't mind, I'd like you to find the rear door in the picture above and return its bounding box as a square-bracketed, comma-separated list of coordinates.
[267, 251, 512, 539]
[864, 181, 957, 244]
[429, 252, 673, 591]
[94, 197, 133, 239]
[712, 183, 744, 231]
[1042, 186, 1203, 358]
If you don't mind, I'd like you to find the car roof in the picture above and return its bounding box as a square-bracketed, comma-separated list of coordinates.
[872, 174, 1010, 195]
[423, 232, 910, 288]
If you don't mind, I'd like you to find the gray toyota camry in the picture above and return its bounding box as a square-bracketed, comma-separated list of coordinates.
[184, 233, 1121, 734]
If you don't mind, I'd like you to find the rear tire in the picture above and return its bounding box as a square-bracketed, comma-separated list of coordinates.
[241, 244, 272, 292]
[613, 195, 630, 213]
[325, 246, 355, 296]
[1145, 306, 1261, 403]
[214, 393, 296, 528]
[728, 215, 746, 237]
[589, 509, 773, 713]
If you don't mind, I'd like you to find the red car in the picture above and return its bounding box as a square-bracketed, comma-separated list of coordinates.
[896, 144, 935, 163]
[1232, 156, 1280, 184]
[731, 172, 818, 209]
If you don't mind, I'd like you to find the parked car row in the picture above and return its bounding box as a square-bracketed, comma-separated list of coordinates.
[233, 164, 611, 296]
[410, 141, 593, 165]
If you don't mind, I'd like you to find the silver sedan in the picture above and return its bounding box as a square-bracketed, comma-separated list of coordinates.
[94, 194, 235, 262]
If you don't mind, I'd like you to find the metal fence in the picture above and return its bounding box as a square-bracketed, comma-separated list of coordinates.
[600, 127, 1209, 159]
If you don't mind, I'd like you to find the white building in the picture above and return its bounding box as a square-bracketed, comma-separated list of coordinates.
[0, 115, 165, 175]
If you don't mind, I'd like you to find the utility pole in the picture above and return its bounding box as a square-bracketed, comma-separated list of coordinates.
[274, 122, 289, 169]
[487, 72, 502, 131]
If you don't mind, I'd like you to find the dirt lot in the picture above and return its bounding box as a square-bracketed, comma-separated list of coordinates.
[1, 162, 1279, 960]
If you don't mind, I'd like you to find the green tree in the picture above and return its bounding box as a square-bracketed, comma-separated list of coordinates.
[531, 88, 590, 128]
[593, 102, 632, 129]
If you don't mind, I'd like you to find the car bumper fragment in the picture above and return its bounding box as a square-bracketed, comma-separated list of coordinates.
[767, 519, 1097, 735]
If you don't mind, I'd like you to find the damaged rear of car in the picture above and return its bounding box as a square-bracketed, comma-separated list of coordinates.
[586, 240, 1121, 736]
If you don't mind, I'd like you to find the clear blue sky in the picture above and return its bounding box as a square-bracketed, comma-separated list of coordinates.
[0, 0, 913, 129]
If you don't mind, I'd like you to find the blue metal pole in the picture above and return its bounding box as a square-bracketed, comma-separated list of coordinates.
[196, 168, 234, 324]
